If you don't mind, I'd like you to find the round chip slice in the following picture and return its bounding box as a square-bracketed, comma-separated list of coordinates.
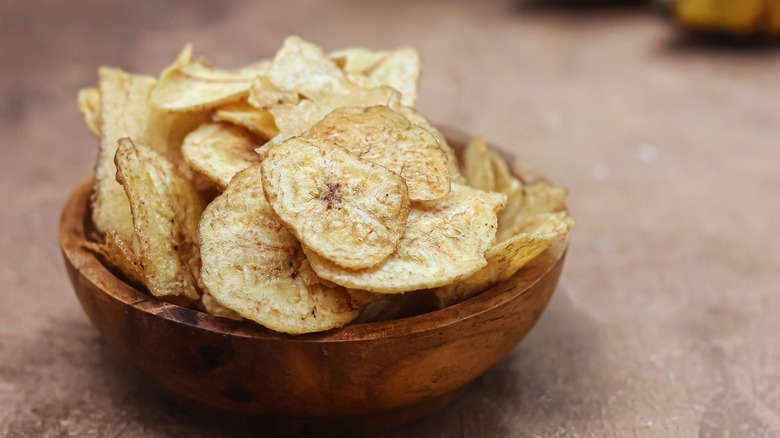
[182, 122, 260, 189]
[306, 183, 507, 293]
[304, 106, 450, 202]
[199, 166, 360, 334]
[434, 212, 574, 308]
[261, 137, 410, 270]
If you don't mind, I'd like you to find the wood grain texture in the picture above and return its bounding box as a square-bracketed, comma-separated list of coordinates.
[2, 0, 780, 437]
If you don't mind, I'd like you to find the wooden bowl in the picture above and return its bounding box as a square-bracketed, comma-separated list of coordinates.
[59, 131, 568, 435]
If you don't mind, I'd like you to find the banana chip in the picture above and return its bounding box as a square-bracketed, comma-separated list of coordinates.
[199, 166, 360, 334]
[83, 230, 143, 286]
[93, 68, 157, 243]
[182, 122, 260, 189]
[329, 47, 387, 74]
[115, 139, 204, 302]
[434, 212, 574, 307]
[397, 106, 466, 185]
[462, 136, 496, 192]
[249, 37, 402, 145]
[307, 183, 506, 293]
[77, 87, 101, 136]
[462, 136, 527, 240]
[214, 100, 278, 139]
[304, 106, 449, 201]
[200, 292, 242, 320]
[261, 136, 410, 270]
[368, 48, 420, 107]
[151, 44, 269, 112]
[496, 182, 568, 243]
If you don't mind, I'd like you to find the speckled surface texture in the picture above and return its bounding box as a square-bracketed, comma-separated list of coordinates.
[2, 0, 779, 436]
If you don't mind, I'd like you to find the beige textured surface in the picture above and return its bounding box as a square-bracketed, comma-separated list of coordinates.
[1, 0, 779, 436]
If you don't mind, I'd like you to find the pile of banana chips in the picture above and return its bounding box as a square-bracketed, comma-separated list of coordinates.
[79, 36, 574, 334]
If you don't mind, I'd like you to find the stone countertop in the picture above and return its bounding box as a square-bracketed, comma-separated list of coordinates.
[1, 0, 779, 436]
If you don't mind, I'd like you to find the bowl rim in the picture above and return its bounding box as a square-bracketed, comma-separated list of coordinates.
[60, 131, 568, 343]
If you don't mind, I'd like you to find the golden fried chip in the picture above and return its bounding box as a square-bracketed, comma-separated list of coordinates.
[307, 183, 506, 293]
[268, 36, 351, 99]
[397, 106, 467, 184]
[199, 166, 360, 334]
[249, 37, 402, 145]
[93, 68, 157, 243]
[304, 106, 450, 201]
[462, 136, 496, 192]
[215, 100, 278, 139]
[151, 44, 268, 112]
[261, 136, 410, 270]
[462, 136, 527, 241]
[77, 87, 101, 136]
[83, 231, 143, 286]
[329, 47, 387, 74]
[496, 182, 568, 243]
[201, 292, 242, 320]
[368, 47, 420, 107]
[434, 212, 574, 307]
[115, 139, 204, 302]
[182, 122, 260, 189]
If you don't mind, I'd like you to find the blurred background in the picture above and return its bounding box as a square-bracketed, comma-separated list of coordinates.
[1, 0, 779, 436]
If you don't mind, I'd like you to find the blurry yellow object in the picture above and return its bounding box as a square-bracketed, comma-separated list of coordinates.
[671, 0, 780, 35]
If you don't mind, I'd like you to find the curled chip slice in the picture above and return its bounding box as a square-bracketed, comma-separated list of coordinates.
[261, 136, 410, 270]
[462, 136, 527, 240]
[307, 183, 507, 293]
[93, 67, 157, 243]
[368, 48, 421, 107]
[115, 138, 204, 303]
[397, 106, 466, 185]
[215, 100, 278, 139]
[182, 122, 260, 189]
[199, 166, 360, 334]
[77, 87, 101, 136]
[496, 182, 568, 244]
[152, 44, 269, 112]
[434, 212, 574, 308]
[83, 231, 143, 286]
[304, 106, 449, 201]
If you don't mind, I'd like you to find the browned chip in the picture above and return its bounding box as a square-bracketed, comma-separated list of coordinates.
[304, 106, 450, 201]
[434, 212, 574, 307]
[115, 138, 204, 303]
[261, 136, 410, 270]
[199, 166, 360, 334]
[82, 230, 143, 286]
[182, 122, 260, 189]
[307, 183, 507, 293]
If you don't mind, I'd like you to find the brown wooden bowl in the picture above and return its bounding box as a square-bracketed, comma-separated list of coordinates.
[59, 130, 568, 435]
